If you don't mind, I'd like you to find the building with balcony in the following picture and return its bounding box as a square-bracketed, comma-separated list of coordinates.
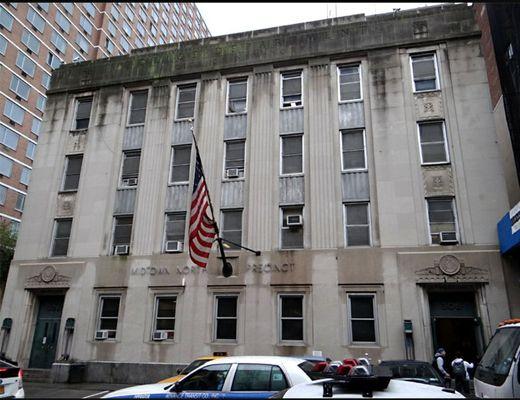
[0, 4, 515, 383]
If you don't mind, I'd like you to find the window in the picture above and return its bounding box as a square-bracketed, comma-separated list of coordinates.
[180, 364, 231, 392]
[31, 118, 41, 135]
[84, 3, 95, 18]
[0, 36, 7, 55]
[9, 75, 30, 101]
[122, 21, 131, 37]
[134, 37, 143, 48]
[175, 84, 196, 120]
[9, 220, 19, 236]
[128, 91, 147, 125]
[46, 51, 60, 69]
[281, 206, 303, 249]
[139, 9, 146, 22]
[231, 364, 288, 392]
[341, 129, 366, 170]
[160, 24, 167, 38]
[0, 7, 14, 31]
[411, 53, 438, 92]
[158, 37, 165, 45]
[227, 79, 247, 114]
[221, 209, 242, 249]
[26, 8, 45, 33]
[280, 134, 303, 175]
[164, 212, 186, 249]
[338, 65, 361, 101]
[344, 203, 370, 246]
[106, 38, 115, 55]
[14, 192, 24, 211]
[224, 140, 245, 179]
[76, 33, 89, 54]
[0, 185, 6, 205]
[62, 154, 83, 191]
[4, 99, 25, 124]
[0, 125, 19, 150]
[147, 37, 155, 47]
[151, 9, 158, 24]
[21, 29, 40, 54]
[51, 218, 72, 256]
[55, 10, 70, 33]
[112, 215, 133, 254]
[120, 36, 129, 53]
[107, 21, 116, 37]
[279, 294, 304, 342]
[51, 31, 67, 54]
[16, 52, 36, 77]
[418, 121, 448, 164]
[348, 294, 376, 343]
[170, 145, 191, 183]
[124, 4, 134, 21]
[120, 150, 141, 187]
[36, 94, 46, 112]
[97, 295, 120, 339]
[150, 24, 157, 38]
[62, 3, 73, 14]
[153, 296, 176, 340]
[37, 3, 49, 12]
[137, 22, 145, 37]
[426, 198, 457, 244]
[110, 4, 119, 20]
[80, 15, 93, 36]
[20, 167, 30, 185]
[26, 141, 35, 160]
[214, 295, 237, 341]
[41, 73, 51, 89]
[0, 155, 12, 177]
[281, 71, 302, 108]
[74, 97, 92, 130]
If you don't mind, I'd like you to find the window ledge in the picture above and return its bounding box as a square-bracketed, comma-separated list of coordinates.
[413, 89, 441, 95]
[126, 123, 145, 128]
[421, 161, 450, 167]
[211, 341, 238, 346]
[174, 118, 194, 123]
[222, 178, 245, 183]
[280, 106, 304, 111]
[345, 343, 381, 348]
[338, 99, 363, 104]
[277, 342, 307, 347]
[280, 173, 304, 178]
[117, 186, 138, 190]
[69, 128, 88, 134]
[225, 111, 247, 117]
[58, 190, 78, 195]
[342, 169, 368, 174]
[168, 182, 190, 187]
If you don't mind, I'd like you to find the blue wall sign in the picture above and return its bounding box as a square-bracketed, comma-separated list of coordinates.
[498, 201, 520, 254]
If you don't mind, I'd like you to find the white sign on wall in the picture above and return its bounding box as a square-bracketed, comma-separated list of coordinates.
[510, 201, 520, 235]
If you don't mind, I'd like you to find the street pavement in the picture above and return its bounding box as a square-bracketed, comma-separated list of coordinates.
[24, 382, 131, 398]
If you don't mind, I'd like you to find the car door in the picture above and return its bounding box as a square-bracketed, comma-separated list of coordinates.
[227, 363, 290, 399]
[171, 363, 232, 398]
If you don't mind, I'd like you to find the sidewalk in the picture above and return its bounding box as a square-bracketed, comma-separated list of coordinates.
[24, 382, 130, 398]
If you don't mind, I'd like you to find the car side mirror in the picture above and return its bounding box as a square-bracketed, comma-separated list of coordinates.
[177, 368, 182, 374]
[170, 382, 182, 393]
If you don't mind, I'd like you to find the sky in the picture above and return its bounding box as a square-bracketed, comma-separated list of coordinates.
[196, 3, 440, 37]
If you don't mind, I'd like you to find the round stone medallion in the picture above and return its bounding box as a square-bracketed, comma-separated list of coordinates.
[438, 255, 461, 276]
[40, 266, 57, 283]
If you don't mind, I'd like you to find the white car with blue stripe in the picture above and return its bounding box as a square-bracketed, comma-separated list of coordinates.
[102, 356, 316, 399]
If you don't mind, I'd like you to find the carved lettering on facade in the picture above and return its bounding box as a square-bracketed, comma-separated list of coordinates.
[176, 265, 207, 275]
[246, 263, 295, 273]
[130, 266, 171, 276]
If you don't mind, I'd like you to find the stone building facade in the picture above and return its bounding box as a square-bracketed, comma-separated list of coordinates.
[0, 4, 515, 382]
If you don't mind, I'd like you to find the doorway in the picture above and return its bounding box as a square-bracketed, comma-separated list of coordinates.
[29, 295, 64, 369]
[429, 291, 484, 365]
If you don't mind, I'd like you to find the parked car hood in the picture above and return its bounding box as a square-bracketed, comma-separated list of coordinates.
[102, 383, 171, 398]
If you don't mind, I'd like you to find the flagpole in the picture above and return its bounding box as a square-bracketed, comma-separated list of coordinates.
[189, 119, 233, 277]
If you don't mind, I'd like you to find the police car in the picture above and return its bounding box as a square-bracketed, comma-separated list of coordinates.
[0, 359, 24, 398]
[102, 356, 315, 399]
[272, 365, 464, 398]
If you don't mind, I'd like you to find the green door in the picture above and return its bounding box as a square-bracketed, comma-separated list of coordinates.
[29, 295, 64, 369]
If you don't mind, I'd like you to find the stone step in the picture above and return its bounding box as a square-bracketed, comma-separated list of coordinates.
[23, 368, 51, 383]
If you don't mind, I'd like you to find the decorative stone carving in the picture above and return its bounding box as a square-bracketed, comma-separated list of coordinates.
[422, 165, 454, 197]
[66, 130, 87, 153]
[56, 192, 76, 217]
[414, 91, 443, 120]
[415, 255, 488, 283]
[26, 266, 71, 288]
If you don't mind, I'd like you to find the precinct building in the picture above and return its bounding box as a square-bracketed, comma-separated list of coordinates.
[0, 3, 517, 382]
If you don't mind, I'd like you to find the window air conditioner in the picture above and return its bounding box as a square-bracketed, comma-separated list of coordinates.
[114, 244, 130, 255]
[152, 331, 168, 341]
[225, 168, 240, 179]
[123, 177, 138, 187]
[165, 240, 183, 253]
[95, 330, 109, 340]
[439, 231, 458, 245]
[286, 215, 303, 227]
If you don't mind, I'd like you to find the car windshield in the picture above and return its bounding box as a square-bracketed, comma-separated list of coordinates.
[181, 359, 211, 375]
[476, 327, 520, 386]
[380, 362, 441, 384]
[298, 361, 325, 380]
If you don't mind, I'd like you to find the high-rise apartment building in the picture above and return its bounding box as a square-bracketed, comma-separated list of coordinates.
[0, 2, 210, 233]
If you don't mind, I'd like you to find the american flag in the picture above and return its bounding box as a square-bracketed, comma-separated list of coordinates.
[189, 149, 216, 268]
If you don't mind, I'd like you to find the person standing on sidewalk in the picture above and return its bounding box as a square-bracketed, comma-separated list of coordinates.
[451, 351, 474, 396]
[432, 348, 451, 387]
